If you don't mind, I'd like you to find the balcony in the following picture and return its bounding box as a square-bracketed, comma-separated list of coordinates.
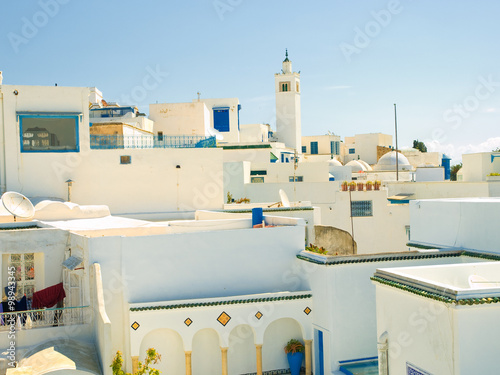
[90, 134, 216, 149]
[0, 305, 90, 331]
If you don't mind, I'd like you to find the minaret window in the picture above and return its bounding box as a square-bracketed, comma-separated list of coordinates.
[296, 83, 300, 92]
[280, 82, 290, 92]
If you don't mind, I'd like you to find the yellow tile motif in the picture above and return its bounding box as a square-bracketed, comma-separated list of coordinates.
[184, 318, 193, 327]
[255, 311, 263, 320]
[217, 312, 231, 326]
[131, 321, 140, 330]
[304, 307, 311, 315]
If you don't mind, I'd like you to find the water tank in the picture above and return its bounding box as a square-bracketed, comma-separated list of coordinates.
[442, 154, 451, 180]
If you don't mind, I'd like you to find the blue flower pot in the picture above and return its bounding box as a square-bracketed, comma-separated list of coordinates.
[287, 352, 303, 375]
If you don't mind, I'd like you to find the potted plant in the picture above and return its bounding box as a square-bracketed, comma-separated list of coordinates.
[374, 180, 381, 190]
[357, 181, 364, 191]
[348, 181, 356, 191]
[366, 181, 373, 191]
[341, 181, 348, 192]
[284, 339, 304, 375]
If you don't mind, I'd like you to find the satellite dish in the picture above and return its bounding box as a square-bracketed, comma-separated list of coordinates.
[1, 192, 35, 221]
[279, 189, 291, 208]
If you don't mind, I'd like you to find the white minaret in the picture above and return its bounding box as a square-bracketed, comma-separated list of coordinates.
[0, 71, 3, 85]
[275, 49, 302, 152]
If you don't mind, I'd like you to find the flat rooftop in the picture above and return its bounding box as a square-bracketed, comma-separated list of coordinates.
[373, 261, 500, 304]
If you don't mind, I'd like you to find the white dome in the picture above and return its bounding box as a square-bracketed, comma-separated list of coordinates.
[328, 159, 343, 167]
[346, 160, 367, 173]
[357, 160, 373, 171]
[328, 159, 343, 174]
[374, 151, 412, 171]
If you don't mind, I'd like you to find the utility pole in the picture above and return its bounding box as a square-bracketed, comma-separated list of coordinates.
[394, 103, 399, 181]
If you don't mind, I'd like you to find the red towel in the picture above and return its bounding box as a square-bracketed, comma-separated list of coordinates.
[32, 282, 66, 309]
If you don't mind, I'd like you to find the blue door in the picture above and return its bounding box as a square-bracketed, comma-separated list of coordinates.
[314, 329, 324, 374]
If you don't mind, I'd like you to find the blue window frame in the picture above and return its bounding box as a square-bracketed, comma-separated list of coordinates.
[19, 113, 80, 153]
[213, 107, 230, 132]
[349, 148, 355, 154]
[310, 141, 318, 155]
[302, 146, 307, 153]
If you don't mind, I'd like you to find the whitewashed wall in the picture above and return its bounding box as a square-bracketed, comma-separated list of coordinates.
[0, 85, 224, 215]
[409, 198, 500, 252]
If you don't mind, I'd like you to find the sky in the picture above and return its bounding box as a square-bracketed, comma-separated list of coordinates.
[1, 0, 500, 163]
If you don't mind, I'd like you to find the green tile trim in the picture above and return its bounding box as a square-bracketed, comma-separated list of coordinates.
[297, 250, 500, 266]
[223, 207, 314, 214]
[371, 275, 500, 306]
[221, 144, 272, 150]
[130, 293, 312, 312]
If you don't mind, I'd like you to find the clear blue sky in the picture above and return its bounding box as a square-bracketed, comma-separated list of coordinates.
[2, 0, 500, 162]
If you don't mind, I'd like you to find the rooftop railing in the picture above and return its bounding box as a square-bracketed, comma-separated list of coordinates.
[0, 305, 90, 331]
[90, 135, 216, 149]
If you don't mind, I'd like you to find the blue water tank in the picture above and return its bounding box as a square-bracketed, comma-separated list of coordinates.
[442, 154, 451, 180]
[252, 207, 263, 226]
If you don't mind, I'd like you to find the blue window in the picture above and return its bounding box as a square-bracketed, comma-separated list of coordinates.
[237, 104, 241, 131]
[331, 141, 340, 155]
[302, 146, 307, 153]
[289, 176, 303, 182]
[19, 112, 80, 153]
[310, 141, 318, 155]
[213, 107, 230, 132]
[349, 148, 355, 154]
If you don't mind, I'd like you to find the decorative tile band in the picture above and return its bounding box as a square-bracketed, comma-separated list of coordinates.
[297, 250, 500, 266]
[371, 276, 500, 306]
[223, 207, 314, 213]
[131, 294, 312, 312]
[241, 367, 305, 375]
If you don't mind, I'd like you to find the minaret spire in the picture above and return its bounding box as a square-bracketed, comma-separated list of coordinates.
[284, 49, 290, 62]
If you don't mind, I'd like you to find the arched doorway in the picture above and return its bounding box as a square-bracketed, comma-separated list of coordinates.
[139, 328, 185, 375]
[228, 324, 256, 374]
[262, 318, 304, 372]
[192, 328, 222, 375]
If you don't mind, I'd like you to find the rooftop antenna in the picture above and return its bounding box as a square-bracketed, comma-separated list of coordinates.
[1, 192, 35, 222]
[197, 92, 201, 102]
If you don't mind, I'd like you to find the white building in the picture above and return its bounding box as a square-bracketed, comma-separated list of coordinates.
[343, 133, 393, 165]
[373, 197, 500, 375]
[0, 84, 222, 217]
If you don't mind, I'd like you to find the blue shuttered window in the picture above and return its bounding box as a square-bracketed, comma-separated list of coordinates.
[213, 107, 230, 132]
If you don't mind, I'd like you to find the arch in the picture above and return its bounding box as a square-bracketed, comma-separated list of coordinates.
[192, 328, 222, 375]
[228, 324, 257, 375]
[139, 328, 185, 375]
[262, 318, 304, 372]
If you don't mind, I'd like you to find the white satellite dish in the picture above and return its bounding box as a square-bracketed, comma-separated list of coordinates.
[1, 192, 35, 221]
[279, 189, 291, 208]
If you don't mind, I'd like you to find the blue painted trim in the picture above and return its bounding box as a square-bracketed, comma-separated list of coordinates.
[338, 356, 378, 364]
[491, 154, 500, 163]
[19, 113, 80, 153]
[318, 330, 324, 375]
[212, 106, 230, 110]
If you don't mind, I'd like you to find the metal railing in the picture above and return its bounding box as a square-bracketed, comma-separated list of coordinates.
[0, 306, 90, 331]
[90, 135, 216, 149]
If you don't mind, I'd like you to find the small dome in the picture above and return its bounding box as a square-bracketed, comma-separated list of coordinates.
[328, 159, 343, 174]
[374, 151, 412, 171]
[357, 160, 373, 171]
[328, 159, 343, 167]
[346, 160, 367, 173]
